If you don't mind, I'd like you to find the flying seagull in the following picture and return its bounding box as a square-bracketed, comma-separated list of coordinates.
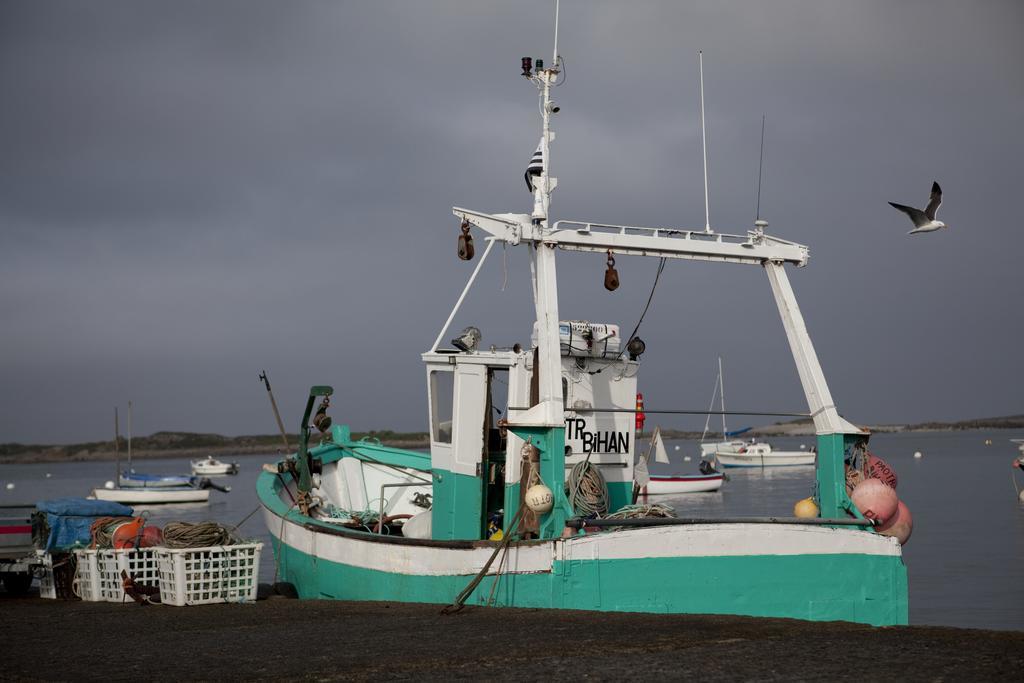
[889, 181, 946, 234]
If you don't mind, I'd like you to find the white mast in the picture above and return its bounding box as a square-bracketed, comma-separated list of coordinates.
[520, 0, 563, 427]
[718, 356, 727, 438]
[699, 51, 711, 233]
[127, 399, 133, 475]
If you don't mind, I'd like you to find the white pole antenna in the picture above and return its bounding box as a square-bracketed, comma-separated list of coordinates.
[699, 50, 711, 233]
[552, 0, 560, 66]
[756, 114, 766, 221]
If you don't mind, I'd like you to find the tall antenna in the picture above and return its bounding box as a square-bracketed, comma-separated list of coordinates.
[756, 114, 766, 221]
[699, 51, 711, 233]
[552, 0, 560, 65]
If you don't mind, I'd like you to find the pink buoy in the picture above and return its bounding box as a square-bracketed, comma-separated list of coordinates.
[867, 453, 898, 489]
[851, 478, 898, 523]
[877, 500, 913, 545]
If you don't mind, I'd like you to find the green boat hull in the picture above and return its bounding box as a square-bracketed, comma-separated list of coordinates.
[268, 527, 908, 625]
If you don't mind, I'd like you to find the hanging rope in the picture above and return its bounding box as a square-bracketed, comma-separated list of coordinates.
[440, 506, 527, 615]
[566, 456, 608, 518]
[441, 443, 543, 614]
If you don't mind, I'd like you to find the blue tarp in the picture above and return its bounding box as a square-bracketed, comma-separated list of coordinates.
[35, 498, 134, 552]
[724, 427, 752, 438]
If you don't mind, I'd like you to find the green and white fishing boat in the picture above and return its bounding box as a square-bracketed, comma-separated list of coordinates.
[257, 3, 908, 625]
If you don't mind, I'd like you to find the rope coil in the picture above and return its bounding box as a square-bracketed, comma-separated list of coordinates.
[162, 521, 240, 548]
[566, 457, 608, 518]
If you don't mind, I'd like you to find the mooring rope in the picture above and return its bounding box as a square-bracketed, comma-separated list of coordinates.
[441, 505, 527, 615]
[162, 521, 239, 548]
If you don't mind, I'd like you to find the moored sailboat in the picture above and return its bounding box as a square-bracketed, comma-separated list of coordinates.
[699, 358, 816, 468]
[90, 402, 222, 504]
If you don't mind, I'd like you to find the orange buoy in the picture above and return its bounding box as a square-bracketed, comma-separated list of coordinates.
[877, 500, 913, 545]
[112, 517, 147, 549]
[851, 478, 898, 524]
[793, 497, 819, 518]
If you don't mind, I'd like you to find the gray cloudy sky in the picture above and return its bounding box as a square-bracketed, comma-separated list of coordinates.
[1, 1, 1021, 444]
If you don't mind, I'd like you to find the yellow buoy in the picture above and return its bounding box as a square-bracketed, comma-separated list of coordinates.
[793, 497, 819, 518]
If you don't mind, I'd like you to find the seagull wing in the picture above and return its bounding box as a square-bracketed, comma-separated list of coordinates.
[888, 201, 929, 228]
[925, 181, 942, 220]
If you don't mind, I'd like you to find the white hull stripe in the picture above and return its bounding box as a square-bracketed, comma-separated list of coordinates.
[264, 509, 901, 577]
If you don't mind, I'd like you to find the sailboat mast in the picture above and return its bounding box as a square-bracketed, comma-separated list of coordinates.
[127, 399, 133, 475]
[114, 406, 120, 481]
[718, 356, 727, 438]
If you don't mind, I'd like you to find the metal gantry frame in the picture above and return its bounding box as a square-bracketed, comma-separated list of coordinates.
[435, 0, 864, 532]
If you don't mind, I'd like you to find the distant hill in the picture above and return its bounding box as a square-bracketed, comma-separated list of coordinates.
[0, 430, 429, 464]
[904, 415, 1024, 431]
[750, 414, 1024, 436]
[2, 416, 1021, 463]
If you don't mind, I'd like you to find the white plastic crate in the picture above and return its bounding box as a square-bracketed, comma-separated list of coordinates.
[156, 543, 262, 606]
[71, 549, 104, 602]
[37, 550, 77, 600]
[96, 548, 161, 603]
[37, 551, 56, 599]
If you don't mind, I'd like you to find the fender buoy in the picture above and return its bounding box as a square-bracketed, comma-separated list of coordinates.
[851, 479, 898, 524]
[138, 525, 164, 548]
[877, 500, 913, 545]
[867, 453, 898, 489]
[793, 497, 819, 518]
[525, 484, 554, 514]
[112, 517, 146, 549]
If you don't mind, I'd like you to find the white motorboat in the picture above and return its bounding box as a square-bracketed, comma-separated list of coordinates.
[191, 456, 240, 476]
[645, 473, 724, 494]
[714, 440, 816, 468]
[91, 486, 210, 505]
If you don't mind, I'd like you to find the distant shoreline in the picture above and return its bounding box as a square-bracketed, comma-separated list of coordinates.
[2, 420, 1022, 465]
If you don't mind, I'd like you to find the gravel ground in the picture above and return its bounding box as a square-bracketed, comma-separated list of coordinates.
[2, 592, 1022, 681]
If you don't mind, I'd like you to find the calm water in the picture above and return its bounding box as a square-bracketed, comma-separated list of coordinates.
[2, 429, 1022, 631]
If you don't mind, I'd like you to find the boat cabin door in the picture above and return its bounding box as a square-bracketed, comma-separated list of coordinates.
[425, 357, 508, 541]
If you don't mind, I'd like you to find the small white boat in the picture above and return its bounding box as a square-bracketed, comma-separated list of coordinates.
[645, 473, 724, 494]
[191, 456, 240, 476]
[91, 486, 210, 504]
[640, 427, 725, 494]
[714, 440, 815, 468]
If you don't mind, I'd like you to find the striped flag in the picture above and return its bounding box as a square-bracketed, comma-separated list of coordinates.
[524, 138, 543, 192]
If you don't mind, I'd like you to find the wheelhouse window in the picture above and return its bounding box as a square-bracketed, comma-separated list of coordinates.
[429, 369, 454, 444]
